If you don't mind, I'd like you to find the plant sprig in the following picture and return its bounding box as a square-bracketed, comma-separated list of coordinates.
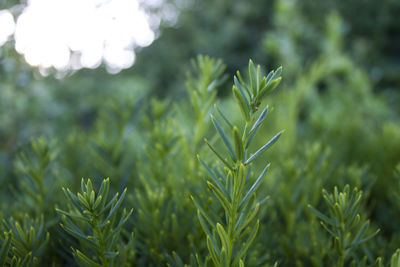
[56, 178, 133, 267]
[194, 60, 282, 266]
[1, 215, 49, 267]
[309, 185, 380, 267]
[185, 55, 228, 150]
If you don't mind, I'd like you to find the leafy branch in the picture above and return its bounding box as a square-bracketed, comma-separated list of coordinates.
[194, 60, 282, 266]
[56, 178, 133, 267]
[1, 215, 49, 267]
[309, 185, 380, 267]
[185, 55, 228, 150]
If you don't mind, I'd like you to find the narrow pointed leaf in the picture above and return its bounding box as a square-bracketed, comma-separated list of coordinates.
[246, 124, 261, 149]
[197, 210, 213, 240]
[0, 231, 12, 266]
[60, 224, 93, 243]
[216, 224, 231, 259]
[56, 209, 90, 222]
[98, 188, 127, 227]
[207, 236, 220, 267]
[191, 196, 216, 227]
[62, 188, 84, 214]
[233, 86, 250, 121]
[249, 107, 268, 133]
[248, 60, 257, 95]
[245, 131, 282, 164]
[350, 220, 370, 247]
[256, 65, 261, 93]
[208, 182, 231, 213]
[234, 164, 247, 201]
[99, 193, 119, 214]
[265, 70, 274, 83]
[240, 164, 270, 207]
[258, 77, 282, 101]
[211, 116, 236, 161]
[214, 104, 233, 129]
[308, 205, 336, 226]
[204, 139, 234, 170]
[198, 156, 226, 193]
[234, 76, 251, 102]
[236, 72, 252, 101]
[233, 126, 244, 161]
[271, 66, 282, 80]
[352, 229, 380, 247]
[74, 249, 102, 267]
[320, 221, 336, 237]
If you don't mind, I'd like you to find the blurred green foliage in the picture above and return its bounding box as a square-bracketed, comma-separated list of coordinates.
[0, 0, 400, 266]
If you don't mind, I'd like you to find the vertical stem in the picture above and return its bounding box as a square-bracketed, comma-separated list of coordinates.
[92, 218, 108, 266]
[336, 231, 345, 267]
[226, 120, 252, 266]
[226, 170, 240, 266]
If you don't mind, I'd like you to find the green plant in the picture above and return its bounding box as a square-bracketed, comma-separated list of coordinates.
[184, 55, 228, 151]
[389, 249, 400, 267]
[1, 215, 49, 267]
[13, 137, 60, 217]
[0, 50, 399, 266]
[0, 230, 12, 267]
[56, 178, 133, 267]
[193, 60, 282, 266]
[309, 185, 380, 266]
[133, 99, 188, 264]
[132, 55, 228, 265]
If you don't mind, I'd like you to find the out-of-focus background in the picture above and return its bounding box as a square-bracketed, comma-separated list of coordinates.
[1, 0, 399, 139]
[1, 0, 399, 138]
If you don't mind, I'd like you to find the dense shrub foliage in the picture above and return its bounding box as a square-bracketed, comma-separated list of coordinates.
[1, 1, 400, 266]
[0, 53, 399, 266]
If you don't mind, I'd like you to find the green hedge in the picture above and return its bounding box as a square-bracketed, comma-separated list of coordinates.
[0, 52, 400, 266]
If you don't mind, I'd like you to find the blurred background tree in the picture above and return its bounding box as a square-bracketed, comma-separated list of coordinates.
[1, 0, 398, 164]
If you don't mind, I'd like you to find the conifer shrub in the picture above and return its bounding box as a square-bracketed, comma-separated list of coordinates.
[0, 55, 400, 267]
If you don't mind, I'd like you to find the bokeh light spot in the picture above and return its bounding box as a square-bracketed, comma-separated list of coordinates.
[0, 10, 15, 46]
[10, 0, 159, 73]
